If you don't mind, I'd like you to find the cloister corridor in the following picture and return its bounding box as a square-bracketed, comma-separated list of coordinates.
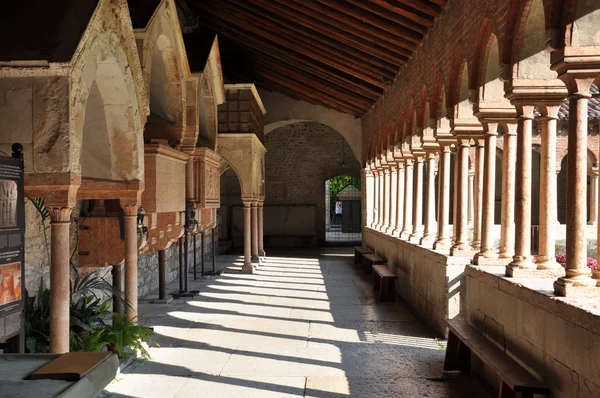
[102, 249, 489, 398]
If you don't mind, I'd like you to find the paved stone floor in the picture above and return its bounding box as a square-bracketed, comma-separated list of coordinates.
[103, 248, 491, 397]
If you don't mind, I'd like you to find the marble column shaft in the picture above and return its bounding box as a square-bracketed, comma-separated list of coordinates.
[372, 171, 379, 228]
[383, 168, 391, 231]
[473, 141, 485, 250]
[421, 153, 437, 246]
[434, 146, 452, 249]
[243, 202, 252, 269]
[377, 171, 385, 229]
[388, 167, 398, 234]
[589, 170, 598, 225]
[258, 202, 265, 257]
[476, 129, 498, 260]
[410, 157, 424, 242]
[499, 130, 517, 259]
[451, 140, 471, 254]
[122, 205, 139, 322]
[393, 163, 405, 235]
[401, 160, 414, 239]
[251, 202, 259, 262]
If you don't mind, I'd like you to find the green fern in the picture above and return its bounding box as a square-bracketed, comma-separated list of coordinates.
[28, 197, 51, 267]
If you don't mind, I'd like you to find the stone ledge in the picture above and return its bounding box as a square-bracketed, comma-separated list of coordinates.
[466, 265, 600, 336]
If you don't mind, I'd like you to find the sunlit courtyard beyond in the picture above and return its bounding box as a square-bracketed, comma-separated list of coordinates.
[103, 249, 489, 397]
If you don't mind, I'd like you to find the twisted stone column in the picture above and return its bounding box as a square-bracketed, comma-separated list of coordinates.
[499, 129, 517, 259]
[434, 146, 452, 250]
[420, 152, 437, 247]
[507, 107, 536, 276]
[48, 206, 74, 353]
[472, 140, 485, 250]
[555, 85, 596, 295]
[400, 159, 414, 239]
[393, 162, 405, 236]
[536, 106, 563, 275]
[387, 166, 398, 234]
[410, 156, 424, 242]
[474, 128, 498, 264]
[451, 139, 471, 255]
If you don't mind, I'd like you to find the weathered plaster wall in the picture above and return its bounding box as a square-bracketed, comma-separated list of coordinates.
[465, 266, 600, 397]
[364, 228, 470, 335]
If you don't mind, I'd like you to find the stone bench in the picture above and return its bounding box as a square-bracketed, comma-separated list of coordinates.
[362, 253, 385, 275]
[444, 319, 550, 398]
[373, 264, 397, 302]
[353, 245, 372, 266]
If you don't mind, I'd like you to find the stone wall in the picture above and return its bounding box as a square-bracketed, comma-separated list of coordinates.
[465, 266, 600, 397]
[363, 228, 470, 336]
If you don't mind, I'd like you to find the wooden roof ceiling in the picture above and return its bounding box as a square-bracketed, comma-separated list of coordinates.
[185, 0, 447, 116]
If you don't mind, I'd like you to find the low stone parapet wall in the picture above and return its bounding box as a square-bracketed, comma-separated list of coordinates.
[363, 228, 470, 335]
[465, 265, 600, 397]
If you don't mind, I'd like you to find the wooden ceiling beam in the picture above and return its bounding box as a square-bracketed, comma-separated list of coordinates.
[225, 0, 400, 75]
[393, 0, 445, 17]
[201, 24, 384, 99]
[271, 0, 419, 53]
[245, 0, 412, 64]
[227, 54, 374, 108]
[338, 0, 435, 29]
[196, 1, 397, 82]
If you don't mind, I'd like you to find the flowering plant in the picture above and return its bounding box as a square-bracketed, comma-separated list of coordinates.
[587, 257, 598, 270]
[555, 253, 567, 264]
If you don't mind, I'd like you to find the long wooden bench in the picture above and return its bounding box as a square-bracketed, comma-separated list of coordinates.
[362, 253, 385, 275]
[372, 264, 397, 302]
[444, 319, 550, 398]
[353, 245, 372, 266]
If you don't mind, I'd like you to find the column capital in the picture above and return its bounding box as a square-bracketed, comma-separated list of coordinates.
[47, 206, 74, 223]
[120, 198, 141, 217]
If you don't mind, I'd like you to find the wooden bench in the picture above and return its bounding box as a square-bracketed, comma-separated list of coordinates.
[444, 319, 550, 398]
[362, 253, 385, 275]
[372, 264, 397, 302]
[353, 246, 372, 266]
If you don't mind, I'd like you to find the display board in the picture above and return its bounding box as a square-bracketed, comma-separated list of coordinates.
[0, 146, 25, 350]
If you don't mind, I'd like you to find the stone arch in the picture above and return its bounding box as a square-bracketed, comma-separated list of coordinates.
[70, 28, 146, 181]
[474, 20, 507, 103]
[511, 0, 555, 80]
[217, 145, 248, 197]
[198, 72, 218, 148]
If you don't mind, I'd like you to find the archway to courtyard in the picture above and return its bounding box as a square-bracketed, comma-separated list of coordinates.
[325, 175, 361, 245]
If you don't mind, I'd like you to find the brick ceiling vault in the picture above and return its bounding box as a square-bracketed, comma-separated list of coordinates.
[183, 0, 448, 117]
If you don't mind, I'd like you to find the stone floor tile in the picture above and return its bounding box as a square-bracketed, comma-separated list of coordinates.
[175, 376, 307, 398]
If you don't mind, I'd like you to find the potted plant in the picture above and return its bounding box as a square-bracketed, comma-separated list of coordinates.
[69, 328, 110, 352]
[103, 313, 158, 360]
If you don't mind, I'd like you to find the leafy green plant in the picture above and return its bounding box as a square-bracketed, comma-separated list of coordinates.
[24, 278, 51, 353]
[28, 197, 51, 267]
[70, 295, 112, 335]
[328, 176, 361, 215]
[434, 338, 447, 351]
[69, 329, 110, 353]
[104, 313, 158, 360]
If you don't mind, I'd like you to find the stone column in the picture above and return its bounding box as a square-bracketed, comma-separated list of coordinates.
[472, 140, 485, 250]
[420, 152, 437, 247]
[400, 159, 414, 239]
[499, 128, 517, 259]
[48, 206, 73, 353]
[451, 138, 471, 255]
[468, 168, 474, 228]
[393, 162, 405, 236]
[371, 170, 379, 228]
[409, 156, 424, 242]
[536, 105, 563, 275]
[474, 127, 498, 263]
[242, 201, 253, 273]
[377, 170, 385, 230]
[120, 201, 140, 322]
[434, 145, 452, 249]
[364, 168, 374, 228]
[258, 201, 265, 257]
[387, 166, 398, 234]
[589, 167, 598, 225]
[506, 107, 536, 276]
[251, 201, 259, 263]
[383, 168, 391, 232]
[555, 82, 596, 295]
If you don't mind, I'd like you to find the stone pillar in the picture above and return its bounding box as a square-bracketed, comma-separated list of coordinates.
[499, 129, 517, 259]
[400, 159, 414, 239]
[472, 140, 485, 250]
[409, 156, 424, 242]
[536, 105, 564, 275]
[383, 168, 391, 232]
[377, 170, 385, 230]
[589, 167, 598, 225]
[474, 127, 498, 263]
[555, 82, 596, 295]
[393, 162, 405, 235]
[387, 166, 398, 234]
[371, 170, 379, 228]
[507, 107, 536, 276]
[242, 201, 253, 273]
[434, 145, 452, 250]
[420, 152, 437, 247]
[468, 168, 474, 228]
[451, 138, 471, 255]
[258, 201, 265, 257]
[452, 148, 459, 245]
[364, 168, 374, 228]
[48, 206, 73, 353]
[120, 201, 140, 322]
[251, 201, 259, 263]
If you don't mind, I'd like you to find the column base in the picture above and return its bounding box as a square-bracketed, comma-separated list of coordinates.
[472, 252, 508, 266]
[554, 276, 599, 297]
[536, 257, 566, 276]
[507, 266, 565, 278]
[505, 257, 537, 277]
[391, 229, 401, 237]
[471, 241, 480, 252]
[241, 264, 254, 274]
[259, 249, 266, 257]
[450, 243, 474, 257]
[497, 248, 514, 259]
[251, 255, 260, 264]
[419, 235, 435, 248]
[433, 239, 451, 251]
[399, 230, 411, 240]
[385, 226, 395, 234]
